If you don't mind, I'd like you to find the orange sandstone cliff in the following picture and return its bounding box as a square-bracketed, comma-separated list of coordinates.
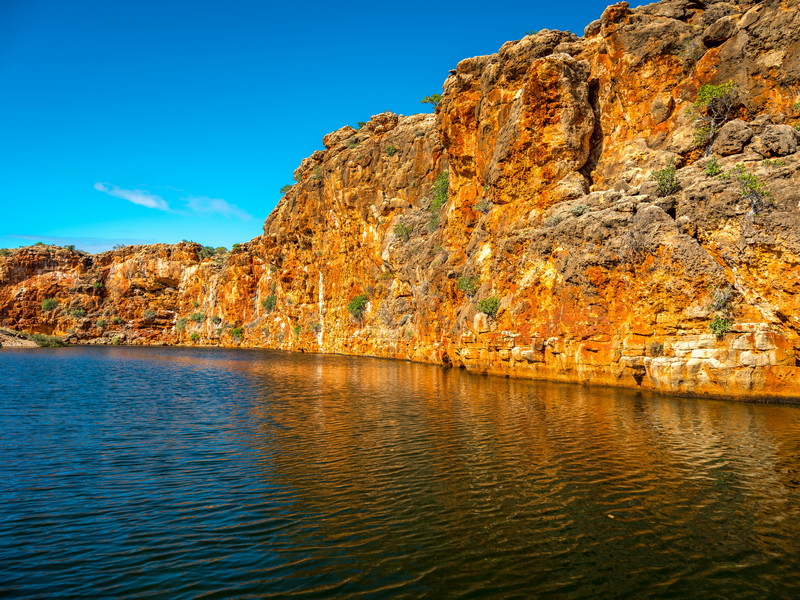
[3, 0, 800, 402]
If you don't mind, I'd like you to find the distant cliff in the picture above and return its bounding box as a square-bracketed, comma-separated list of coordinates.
[4, 0, 800, 401]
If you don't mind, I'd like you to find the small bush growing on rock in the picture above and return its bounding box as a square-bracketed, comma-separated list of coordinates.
[347, 294, 369, 320]
[112, 336, 121, 345]
[190, 312, 205, 323]
[311, 166, 323, 180]
[430, 171, 449, 211]
[570, 204, 590, 216]
[703, 157, 722, 177]
[176, 317, 188, 332]
[709, 315, 733, 338]
[687, 81, 739, 146]
[476, 296, 500, 318]
[394, 222, 413, 242]
[0, 249, 8, 256]
[293, 324, 301, 338]
[762, 158, 785, 167]
[651, 159, 680, 197]
[544, 214, 564, 227]
[198, 246, 216, 259]
[232, 243, 242, 252]
[280, 184, 293, 195]
[262, 294, 277, 312]
[41, 298, 58, 311]
[709, 285, 735, 312]
[346, 137, 360, 149]
[211, 315, 222, 324]
[648, 342, 664, 357]
[71, 308, 87, 318]
[30, 333, 66, 347]
[143, 309, 156, 320]
[92, 281, 104, 291]
[475, 198, 492, 214]
[231, 327, 243, 340]
[421, 94, 442, 108]
[793, 101, 800, 113]
[385, 144, 397, 156]
[356, 121, 367, 129]
[112, 316, 124, 325]
[190, 333, 200, 341]
[457, 276, 479, 297]
[732, 164, 772, 214]
[97, 319, 106, 328]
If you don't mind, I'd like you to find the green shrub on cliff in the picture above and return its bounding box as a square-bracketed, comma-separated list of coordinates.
[651, 159, 680, 197]
[709, 315, 733, 338]
[347, 294, 369, 320]
[176, 317, 188, 332]
[190, 312, 205, 323]
[30, 333, 66, 347]
[41, 298, 58, 311]
[385, 144, 397, 156]
[703, 157, 722, 177]
[143, 309, 156, 320]
[732, 164, 772, 214]
[430, 171, 449, 212]
[231, 327, 243, 340]
[112, 316, 124, 325]
[70, 308, 87, 318]
[96, 319, 106, 328]
[687, 81, 739, 146]
[0, 249, 8, 256]
[457, 276, 479, 297]
[211, 315, 222, 324]
[394, 222, 413, 242]
[262, 294, 277, 312]
[476, 296, 500, 318]
[421, 94, 442, 108]
[190, 333, 200, 341]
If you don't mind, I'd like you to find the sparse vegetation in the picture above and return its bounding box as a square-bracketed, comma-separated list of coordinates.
[762, 158, 785, 167]
[293, 324, 301, 338]
[570, 204, 590, 216]
[190, 333, 200, 341]
[211, 315, 222, 324]
[280, 184, 293, 195]
[709, 315, 733, 338]
[232, 243, 242, 252]
[544, 214, 564, 227]
[0, 249, 8, 256]
[430, 171, 449, 212]
[347, 294, 369, 320]
[311, 166, 323, 180]
[176, 317, 188, 332]
[143, 309, 156, 320]
[111, 336, 121, 345]
[457, 276, 479, 297]
[356, 121, 367, 129]
[385, 144, 397, 156]
[231, 326, 243, 340]
[30, 333, 66, 347]
[70, 308, 87, 318]
[794, 101, 800, 113]
[394, 222, 413, 242]
[92, 281, 104, 290]
[346, 137, 361, 149]
[475, 198, 492, 214]
[198, 245, 216, 259]
[97, 319, 106, 328]
[262, 294, 277, 312]
[651, 159, 680, 197]
[709, 285, 736, 313]
[112, 316, 124, 325]
[648, 341, 664, 357]
[190, 312, 205, 323]
[421, 94, 442, 108]
[41, 298, 58, 311]
[732, 164, 772, 214]
[687, 81, 739, 146]
[476, 296, 501, 318]
[703, 157, 722, 176]
[310, 321, 321, 333]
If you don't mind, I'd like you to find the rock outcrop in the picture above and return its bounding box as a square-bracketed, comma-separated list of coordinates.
[3, 0, 800, 402]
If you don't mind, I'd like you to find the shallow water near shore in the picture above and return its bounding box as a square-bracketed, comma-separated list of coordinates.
[2, 346, 800, 598]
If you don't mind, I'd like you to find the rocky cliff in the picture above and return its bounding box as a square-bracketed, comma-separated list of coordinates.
[4, 0, 800, 402]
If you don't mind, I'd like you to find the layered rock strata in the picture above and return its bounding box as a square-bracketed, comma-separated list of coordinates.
[3, 0, 800, 401]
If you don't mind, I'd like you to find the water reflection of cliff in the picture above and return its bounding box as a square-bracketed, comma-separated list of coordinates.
[212, 349, 800, 596]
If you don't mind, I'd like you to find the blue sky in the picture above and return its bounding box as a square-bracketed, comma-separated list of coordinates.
[0, 0, 650, 253]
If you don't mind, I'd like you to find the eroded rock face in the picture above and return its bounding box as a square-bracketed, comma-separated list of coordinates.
[3, 0, 800, 402]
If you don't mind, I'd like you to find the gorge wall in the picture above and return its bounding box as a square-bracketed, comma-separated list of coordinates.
[4, 0, 800, 402]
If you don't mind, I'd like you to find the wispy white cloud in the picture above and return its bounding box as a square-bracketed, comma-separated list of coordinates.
[94, 182, 170, 211]
[185, 196, 252, 220]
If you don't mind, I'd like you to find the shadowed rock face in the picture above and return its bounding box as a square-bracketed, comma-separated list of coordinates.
[4, 0, 800, 401]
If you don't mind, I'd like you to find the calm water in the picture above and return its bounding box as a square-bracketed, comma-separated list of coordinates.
[2, 348, 800, 599]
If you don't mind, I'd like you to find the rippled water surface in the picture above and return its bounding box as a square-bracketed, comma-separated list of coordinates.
[2, 347, 800, 598]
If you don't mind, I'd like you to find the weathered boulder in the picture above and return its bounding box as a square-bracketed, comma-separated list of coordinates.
[714, 120, 753, 155]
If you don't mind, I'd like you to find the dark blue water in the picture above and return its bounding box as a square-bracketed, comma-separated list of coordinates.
[2, 346, 800, 598]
